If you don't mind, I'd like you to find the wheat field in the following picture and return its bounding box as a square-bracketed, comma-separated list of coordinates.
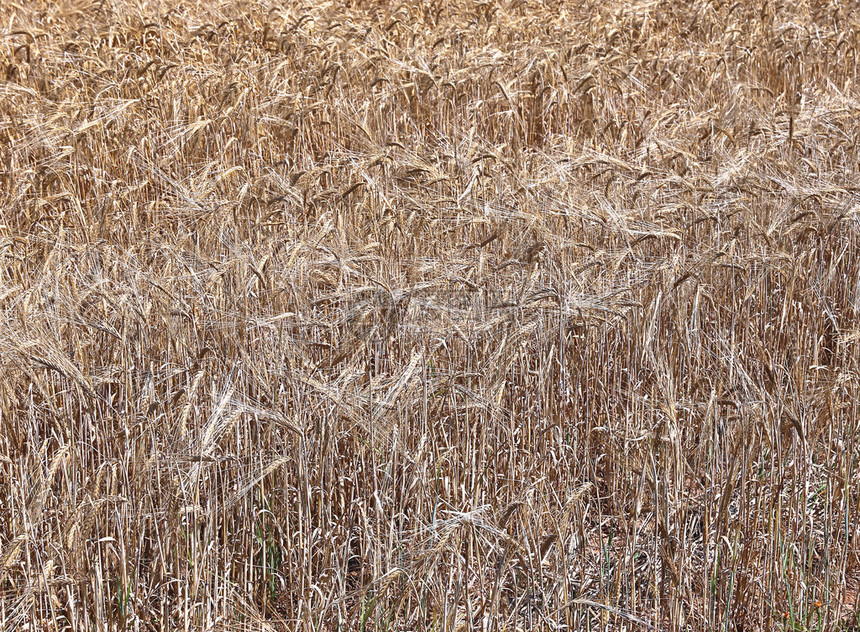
[1, 0, 860, 630]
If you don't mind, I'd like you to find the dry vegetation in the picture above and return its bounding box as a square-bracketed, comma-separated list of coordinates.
[3, 0, 860, 630]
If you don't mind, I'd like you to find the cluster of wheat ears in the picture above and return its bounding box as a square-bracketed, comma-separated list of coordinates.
[1, 0, 860, 630]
